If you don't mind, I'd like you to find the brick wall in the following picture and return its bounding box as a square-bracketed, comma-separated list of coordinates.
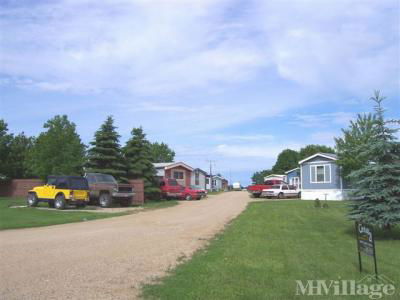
[0, 179, 44, 197]
[128, 179, 144, 205]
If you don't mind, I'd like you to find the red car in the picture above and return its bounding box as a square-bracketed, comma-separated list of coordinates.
[247, 179, 283, 198]
[159, 179, 203, 200]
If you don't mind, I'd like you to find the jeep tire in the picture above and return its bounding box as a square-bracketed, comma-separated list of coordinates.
[27, 193, 39, 207]
[185, 194, 192, 201]
[99, 193, 112, 208]
[55, 194, 66, 210]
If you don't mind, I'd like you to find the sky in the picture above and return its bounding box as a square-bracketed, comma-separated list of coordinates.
[0, 0, 399, 186]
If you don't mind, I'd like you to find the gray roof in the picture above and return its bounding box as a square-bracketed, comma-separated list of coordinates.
[320, 153, 337, 159]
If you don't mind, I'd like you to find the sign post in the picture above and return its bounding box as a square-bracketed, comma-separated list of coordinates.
[355, 222, 378, 279]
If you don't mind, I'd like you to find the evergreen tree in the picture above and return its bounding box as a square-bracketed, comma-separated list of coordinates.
[86, 116, 127, 182]
[348, 91, 400, 229]
[124, 127, 159, 196]
[149, 142, 175, 163]
[27, 115, 86, 179]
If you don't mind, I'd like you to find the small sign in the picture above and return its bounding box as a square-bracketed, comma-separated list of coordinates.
[355, 222, 378, 278]
[356, 222, 375, 256]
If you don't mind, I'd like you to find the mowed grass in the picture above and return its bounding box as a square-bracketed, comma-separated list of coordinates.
[143, 200, 400, 300]
[0, 197, 178, 230]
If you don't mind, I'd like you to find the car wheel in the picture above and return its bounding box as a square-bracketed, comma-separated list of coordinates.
[297, 192, 301, 198]
[185, 194, 192, 201]
[278, 193, 284, 199]
[27, 193, 38, 207]
[55, 194, 66, 210]
[99, 193, 112, 207]
[120, 198, 132, 207]
[48, 200, 55, 208]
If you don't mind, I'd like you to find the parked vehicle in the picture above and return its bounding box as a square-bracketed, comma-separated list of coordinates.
[27, 176, 90, 210]
[261, 184, 301, 199]
[247, 179, 284, 198]
[85, 173, 135, 207]
[232, 182, 241, 191]
[159, 179, 203, 200]
[189, 185, 207, 198]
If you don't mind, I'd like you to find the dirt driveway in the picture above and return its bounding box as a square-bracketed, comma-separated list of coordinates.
[0, 191, 250, 299]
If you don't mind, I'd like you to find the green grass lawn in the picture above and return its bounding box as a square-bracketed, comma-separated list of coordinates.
[0, 197, 178, 230]
[142, 200, 400, 300]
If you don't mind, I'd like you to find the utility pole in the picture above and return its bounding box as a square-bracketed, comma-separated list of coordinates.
[207, 160, 215, 191]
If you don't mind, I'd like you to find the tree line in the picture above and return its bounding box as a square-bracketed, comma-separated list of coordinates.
[0, 115, 175, 196]
[252, 91, 400, 229]
[251, 144, 335, 184]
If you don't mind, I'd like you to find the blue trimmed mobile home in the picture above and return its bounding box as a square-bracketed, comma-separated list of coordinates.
[299, 153, 348, 200]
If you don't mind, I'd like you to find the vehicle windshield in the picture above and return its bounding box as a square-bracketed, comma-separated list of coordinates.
[271, 185, 281, 189]
[47, 177, 57, 185]
[168, 179, 178, 186]
[70, 178, 89, 190]
[94, 174, 117, 184]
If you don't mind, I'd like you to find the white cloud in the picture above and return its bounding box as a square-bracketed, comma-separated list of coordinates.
[215, 142, 303, 158]
[212, 134, 275, 142]
[1, 0, 398, 96]
[291, 112, 357, 128]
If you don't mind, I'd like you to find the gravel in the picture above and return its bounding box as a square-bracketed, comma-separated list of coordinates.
[0, 191, 249, 299]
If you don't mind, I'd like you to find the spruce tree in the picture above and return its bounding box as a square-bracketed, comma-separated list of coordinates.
[124, 127, 159, 197]
[348, 91, 400, 229]
[86, 116, 127, 182]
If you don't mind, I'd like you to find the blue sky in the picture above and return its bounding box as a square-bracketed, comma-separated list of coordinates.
[1, 0, 399, 185]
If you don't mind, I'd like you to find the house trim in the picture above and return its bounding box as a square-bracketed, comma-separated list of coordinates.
[310, 164, 331, 184]
[284, 167, 300, 174]
[299, 153, 337, 165]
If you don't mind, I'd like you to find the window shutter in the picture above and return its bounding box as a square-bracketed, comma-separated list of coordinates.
[325, 165, 331, 182]
[310, 166, 316, 182]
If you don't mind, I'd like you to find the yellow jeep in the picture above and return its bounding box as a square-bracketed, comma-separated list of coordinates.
[27, 176, 90, 210]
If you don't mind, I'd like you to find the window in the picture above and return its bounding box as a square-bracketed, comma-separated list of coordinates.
[206, 178, 210, 184]
[86, 175, 96, 184]
[70, 178, 89, 190]
[282, 185, 288, 190]
[310, 164, 331, 183]
[195, 172, 200, 185]
[173, 171, 184, 180]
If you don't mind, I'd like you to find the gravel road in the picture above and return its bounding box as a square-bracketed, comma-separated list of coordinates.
[0, 191, 250, 299]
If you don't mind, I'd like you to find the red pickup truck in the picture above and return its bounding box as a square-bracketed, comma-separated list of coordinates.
[247, 179, 283, 198]
[159, 179, 204, 200]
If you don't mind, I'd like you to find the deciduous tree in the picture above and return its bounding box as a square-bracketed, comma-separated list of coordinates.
[27, 115, 86, 179]
[149, 142, 175, 163]
[272, 149, 300, 174]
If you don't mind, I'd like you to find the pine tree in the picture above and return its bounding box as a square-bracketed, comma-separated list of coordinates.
[86, 116, 127, 182]
[348, 91, 400, 229]
[124, 127, 159, 197]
